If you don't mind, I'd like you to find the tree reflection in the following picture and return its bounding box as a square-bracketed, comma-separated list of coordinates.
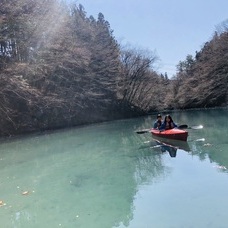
[2, 108, 228, 227]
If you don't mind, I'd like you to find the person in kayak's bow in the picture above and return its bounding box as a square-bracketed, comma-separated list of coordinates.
[153, 114, 162, 129]
[159, 114, 177, 130]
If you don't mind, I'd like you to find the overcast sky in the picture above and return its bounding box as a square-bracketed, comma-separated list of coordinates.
[75, 0, 228, 77]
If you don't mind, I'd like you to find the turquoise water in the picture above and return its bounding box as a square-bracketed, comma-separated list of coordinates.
[0, 108, 228, 228]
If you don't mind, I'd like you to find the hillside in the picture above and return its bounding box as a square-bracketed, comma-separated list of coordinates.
[0, 0, 227, 137]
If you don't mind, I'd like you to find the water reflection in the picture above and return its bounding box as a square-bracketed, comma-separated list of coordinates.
[0, 108, 228, 228]
[0, 123, 166, 228]
[153, 136, 190, 157]
[139, 136, 191, 158]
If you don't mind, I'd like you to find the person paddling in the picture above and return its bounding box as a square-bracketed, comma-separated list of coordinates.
[153, 114, 162, 129]
[160, 114, 177, 130]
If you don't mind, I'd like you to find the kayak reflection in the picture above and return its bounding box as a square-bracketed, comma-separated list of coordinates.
[152, 136, 191, 157]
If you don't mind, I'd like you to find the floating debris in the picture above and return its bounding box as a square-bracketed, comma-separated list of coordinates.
[150, 145, 162, 149]
[22, 191, 29, 195]
[213, 165, 227, 170]
[219, 166, 227, 170]
[203, 143, 213, 147]
[0, 200, 6, 207]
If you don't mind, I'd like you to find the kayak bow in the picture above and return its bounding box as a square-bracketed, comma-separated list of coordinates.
[151, 128, 188, 141]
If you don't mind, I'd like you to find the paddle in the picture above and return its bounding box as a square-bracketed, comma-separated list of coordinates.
[135, 129, 151, 134]
[135, 124, 203, 134]
[178, 124, 203, 130]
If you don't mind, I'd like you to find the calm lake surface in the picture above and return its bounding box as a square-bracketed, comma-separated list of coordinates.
[0, 108, 228, 228]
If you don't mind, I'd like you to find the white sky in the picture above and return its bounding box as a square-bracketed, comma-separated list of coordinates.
[75, 0, 228, 77]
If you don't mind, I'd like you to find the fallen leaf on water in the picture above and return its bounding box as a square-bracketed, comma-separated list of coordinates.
[0, 200, 6, 207]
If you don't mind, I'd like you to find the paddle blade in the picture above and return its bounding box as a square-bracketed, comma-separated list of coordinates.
[191, 125, 203, 130]
[135, 129, 151, 134]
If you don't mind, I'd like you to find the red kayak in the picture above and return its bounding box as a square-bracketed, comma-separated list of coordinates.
[151, 128, 188, 141]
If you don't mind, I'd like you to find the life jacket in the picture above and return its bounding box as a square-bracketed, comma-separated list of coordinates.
[165, 121, 174, 129]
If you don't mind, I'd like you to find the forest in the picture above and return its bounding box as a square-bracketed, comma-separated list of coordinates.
[0, 0, 228, 137]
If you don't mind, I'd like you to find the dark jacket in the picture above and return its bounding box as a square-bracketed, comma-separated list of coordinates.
[153, 120, 162, 129]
